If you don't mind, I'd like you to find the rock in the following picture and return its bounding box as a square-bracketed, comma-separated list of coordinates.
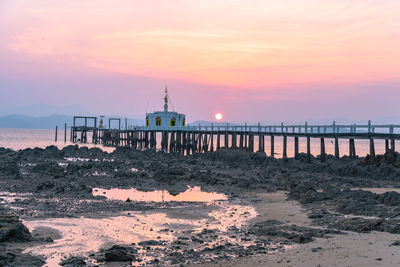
[329, 218, 382, 233]
[288, 183, 328, 204]
[138, 240, 163, 246]
[377, 191, 400, 206]
[0, 249, 45, 267]
[60, 256, 86, 266]
[0, 215, 32, 242]
[391, 240, 400, 246]
[248, 220, 340, 244]
[0, 160, 19, 176]
[311, 247, 323, 252]
[104, 245, 137, 262]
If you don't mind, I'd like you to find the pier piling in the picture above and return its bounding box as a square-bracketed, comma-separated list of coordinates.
[320, 138, 326, 162]
[294, 137, 299, 159]
[283, 136, 287, 158]
[369, 139, 375, 156]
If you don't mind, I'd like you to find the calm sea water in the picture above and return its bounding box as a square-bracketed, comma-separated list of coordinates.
[0, 128, 114, 152]
[0, 128, 392, 157]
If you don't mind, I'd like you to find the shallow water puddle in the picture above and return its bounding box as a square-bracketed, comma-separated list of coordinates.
[64, 157, 114, 162]
[23, 201, 257, 266]
[0, 191, 33, 210]
[92, 186, 228, 202]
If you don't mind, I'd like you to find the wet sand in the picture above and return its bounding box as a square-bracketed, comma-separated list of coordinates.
[192, 191, 400, 267]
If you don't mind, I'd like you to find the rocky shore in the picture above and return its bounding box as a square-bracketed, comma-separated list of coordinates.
[1, 145, 400, 266]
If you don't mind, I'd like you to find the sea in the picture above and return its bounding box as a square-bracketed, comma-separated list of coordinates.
[0, 128, 392, 158]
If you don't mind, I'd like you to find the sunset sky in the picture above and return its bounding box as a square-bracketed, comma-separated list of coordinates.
[1, 0, 400, 123]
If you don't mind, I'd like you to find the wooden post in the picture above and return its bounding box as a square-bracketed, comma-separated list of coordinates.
[175, 131, 180, 153]
[249, 134, 254, 152]
[162, 132, 166, 151]
[270, 136, 275, 158]
[244, 128, 248, 148]
[93, 129, 97, 144]
[283, 136, 287, 158]
[349, 139, 356, 158]
[169, 132, 175, 153]
[210, 132, 214, 152]
[369, 138, 375, 156]
[186, 132, 191, 154]
[239, 134, 244, 148]
[385, 139, 389, 153]
[151, 132, 156, 149]
[140, 131, 144, 149]
[198, 133, 202, 152]
[192, 132, 196, 153]
[217, 132, 220, 150]
[307, 136, 311, 162]
[294, 137, 299, 159]
[320, 138, 326, 162]
[145, 132, 149, 149]
[203, 133, 208, 152]
[349, 139, 352, 157]
[55, 126, 58, 142]
[182, 132, 187, 154]
[335, 138, 340, 158]
[231, 132, 236, 148]
[259, 135, 264, 152]
[133, 131, 137, 149]
[391, 139, 395, 152]
[224, 132, 228, 148]
[64, 123, 67, 142]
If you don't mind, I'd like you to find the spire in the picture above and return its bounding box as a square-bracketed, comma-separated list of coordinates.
[164, 85, 168, 112]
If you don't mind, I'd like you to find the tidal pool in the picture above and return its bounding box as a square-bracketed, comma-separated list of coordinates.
[23, 188, 258, 266]
[92, 186, 228, 202]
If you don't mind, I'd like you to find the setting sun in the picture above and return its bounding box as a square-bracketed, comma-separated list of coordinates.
[215, 113, 223, 121]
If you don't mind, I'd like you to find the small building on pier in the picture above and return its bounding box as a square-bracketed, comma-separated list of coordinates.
[146, 87, 186, 129]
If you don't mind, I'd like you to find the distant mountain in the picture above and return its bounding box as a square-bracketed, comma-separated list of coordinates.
[0, 114, 145, 129]
[0, 114, 73, 129]
[0, 104, 87, 117]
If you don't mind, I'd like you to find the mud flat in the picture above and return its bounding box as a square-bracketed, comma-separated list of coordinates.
[1, 145, 400, 266]
[191, 191, 400, 267]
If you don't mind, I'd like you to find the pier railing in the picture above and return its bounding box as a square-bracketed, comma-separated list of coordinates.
[128, 121, 400, 136]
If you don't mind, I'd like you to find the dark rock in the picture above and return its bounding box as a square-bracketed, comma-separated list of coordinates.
[138, 240, 163, 246]
[311, 247, 323, 252]
[104, 245, 137, 262]
[0, 215, 32, 242]
[248, 220, 340, 244]
[0, 160, 19, 176]
[60, 256, 86, 266]
[0, 249, 45, 267]
[377, 191, 400, 206]
[391, 240, 400, 246]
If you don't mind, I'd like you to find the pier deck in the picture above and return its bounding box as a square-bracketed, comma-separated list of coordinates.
[65, 119, 400, 161]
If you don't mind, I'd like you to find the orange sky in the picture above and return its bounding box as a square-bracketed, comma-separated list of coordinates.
[1, 0, 400, 121]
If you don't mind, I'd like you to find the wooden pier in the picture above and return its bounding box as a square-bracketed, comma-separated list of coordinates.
[65, 117, 400, 160]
